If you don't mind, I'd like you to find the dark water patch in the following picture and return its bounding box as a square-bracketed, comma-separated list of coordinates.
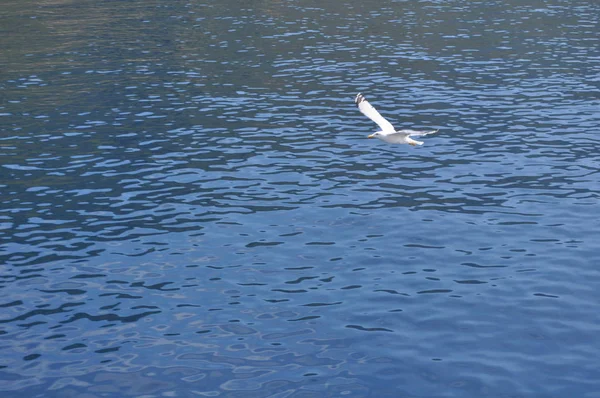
[346, 325, 394, 333]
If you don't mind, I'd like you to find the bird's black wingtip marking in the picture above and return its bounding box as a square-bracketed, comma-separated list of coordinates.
[355, 93, 365, 105]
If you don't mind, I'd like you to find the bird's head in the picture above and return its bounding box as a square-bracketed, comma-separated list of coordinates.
[368, 132, 380, 139]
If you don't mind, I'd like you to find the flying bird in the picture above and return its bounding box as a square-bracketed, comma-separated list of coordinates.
[355, 93, 438, 146]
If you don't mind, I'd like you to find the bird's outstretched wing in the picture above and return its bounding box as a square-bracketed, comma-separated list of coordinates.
[355, 93, 395, 133]
[402, 129, 439, 137]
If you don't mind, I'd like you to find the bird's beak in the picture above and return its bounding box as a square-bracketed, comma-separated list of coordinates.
[367, 134, 375, 139]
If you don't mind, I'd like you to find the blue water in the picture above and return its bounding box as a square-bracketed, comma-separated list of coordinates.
[1, 0, 600, 396]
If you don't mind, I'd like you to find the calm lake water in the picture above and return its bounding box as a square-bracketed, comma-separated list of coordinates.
[1, 0, 599, 397]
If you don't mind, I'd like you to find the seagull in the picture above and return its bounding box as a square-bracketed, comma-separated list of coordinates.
[355, 93, 438, 146]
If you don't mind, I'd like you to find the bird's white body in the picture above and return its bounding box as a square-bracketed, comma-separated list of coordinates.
[354, 93, 438, 146]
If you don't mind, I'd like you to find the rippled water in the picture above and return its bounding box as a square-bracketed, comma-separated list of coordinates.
[1, 0, 600, 396]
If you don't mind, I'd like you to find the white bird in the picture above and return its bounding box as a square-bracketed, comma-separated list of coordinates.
[355, 93, 438, 146]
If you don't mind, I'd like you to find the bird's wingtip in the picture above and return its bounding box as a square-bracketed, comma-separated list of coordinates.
[354, 93, 365, 105]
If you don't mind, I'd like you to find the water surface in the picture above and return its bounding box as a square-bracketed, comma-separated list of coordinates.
[1, 0, 600, 396]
